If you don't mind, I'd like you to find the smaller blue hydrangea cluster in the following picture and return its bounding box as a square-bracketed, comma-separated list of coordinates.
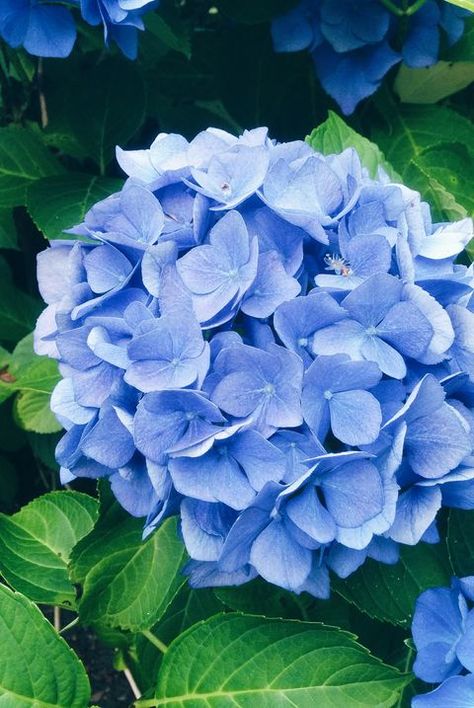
[272, 0, 472, 114]
[35, 127, 474, 598]
[0, 0, 158, 58]
[412, 577, 474, 707]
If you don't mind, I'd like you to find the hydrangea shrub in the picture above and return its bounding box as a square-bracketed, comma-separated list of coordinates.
[0, 1, 473, 705]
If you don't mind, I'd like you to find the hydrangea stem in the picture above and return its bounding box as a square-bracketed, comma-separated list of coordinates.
[141, 629, 168, 654]
[379, 0, 427, 16]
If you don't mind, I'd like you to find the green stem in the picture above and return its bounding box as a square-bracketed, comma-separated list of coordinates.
[379, 0, 427, 15]
[141, 629, 169, 654]
[379, 0, 404, 16]
[59, 617, 79, 635]
[406, 0, 428, 15]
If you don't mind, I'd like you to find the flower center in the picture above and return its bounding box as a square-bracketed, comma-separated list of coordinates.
[324, 253, 352, 276]
[323, 390, 333, 400]
[365, 326, 377, 336]
[263, 383, 275, 396]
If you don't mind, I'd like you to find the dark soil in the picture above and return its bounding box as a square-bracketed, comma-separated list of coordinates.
[67, 625, 135, 707]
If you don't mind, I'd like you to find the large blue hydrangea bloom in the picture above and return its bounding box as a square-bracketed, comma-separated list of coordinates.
[0, 0, 157, 58]
[412, 576, 474, 706]
[272, 0, 472, 114]
[35, 126, 474, 599]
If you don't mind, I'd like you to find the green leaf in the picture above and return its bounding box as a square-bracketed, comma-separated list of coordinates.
[13, 357, 62, 434]
[0, 126, 63, 208]
[334, 543, 452, 628]
[374, 104, 474, 175]
[132, 586, 224, 692]
[27, 173, 123, 240]
[0, 491, 99, 607]
[77, 516, 187, 632]
[0, 209, 18, 250]
[150, 614, 408, 707]
[0, 585, 90, 707]
[443, 0, 474, 11]
[404, 161, 468, 222]
[395, 62, 474, 104]
[45, 58, 146, 172]
[144, 14, 191, 58]
[0, 281, 41, 343]
[307, 111, 400, 180]
[415, 144, 474, 216]
[448, 509, 474, 576]
[216, 0, 299, 24]
[14, 388, 62, 434]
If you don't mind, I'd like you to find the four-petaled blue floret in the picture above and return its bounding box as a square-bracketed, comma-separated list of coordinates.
[35, 125, 474, 599]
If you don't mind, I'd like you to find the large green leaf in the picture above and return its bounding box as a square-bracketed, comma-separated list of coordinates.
[395, 62, 474, 104]
[414, 144, 474, 216]
[148, 614, 409, 707]
[374, 104, 474, 177]
[77, 515, 187, 632]
[307, 111, 400, 180]
[0, 127, 63, 208]
[448, 509, 474, 577]
[0, 491, 99, 607]
[132, 586, 224, 692]
[0, 585, 90, 707]
[334, 543, 452, 628]
[27, 173, 123, 240]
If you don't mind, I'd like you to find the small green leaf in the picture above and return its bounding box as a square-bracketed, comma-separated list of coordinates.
[0, 126, 63, 208]
[443, 0, 474, 11]
[448, 509, 474, 576]
[0, 585, 91, 707]
[334, 543, 452, 627]
[14, 388, 62, 434]
[12, 356, 62, 434]
[307, 111, 399, 180]
[395, 61, 474, 104]
[27, 173, 123, 240]
[0, 491, 99, 607]
[150, 614, 409, 707]
[77, 515, 187, 632]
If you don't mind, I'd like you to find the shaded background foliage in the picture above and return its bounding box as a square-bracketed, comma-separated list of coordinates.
[0, 1, 472, 706]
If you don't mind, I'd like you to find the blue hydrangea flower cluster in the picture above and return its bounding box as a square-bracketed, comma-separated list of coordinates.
[35, 127, 474, 598]
[272, 0, 472, 114]
[0, 0, 158, 58]
[412, 577, 474, 707]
